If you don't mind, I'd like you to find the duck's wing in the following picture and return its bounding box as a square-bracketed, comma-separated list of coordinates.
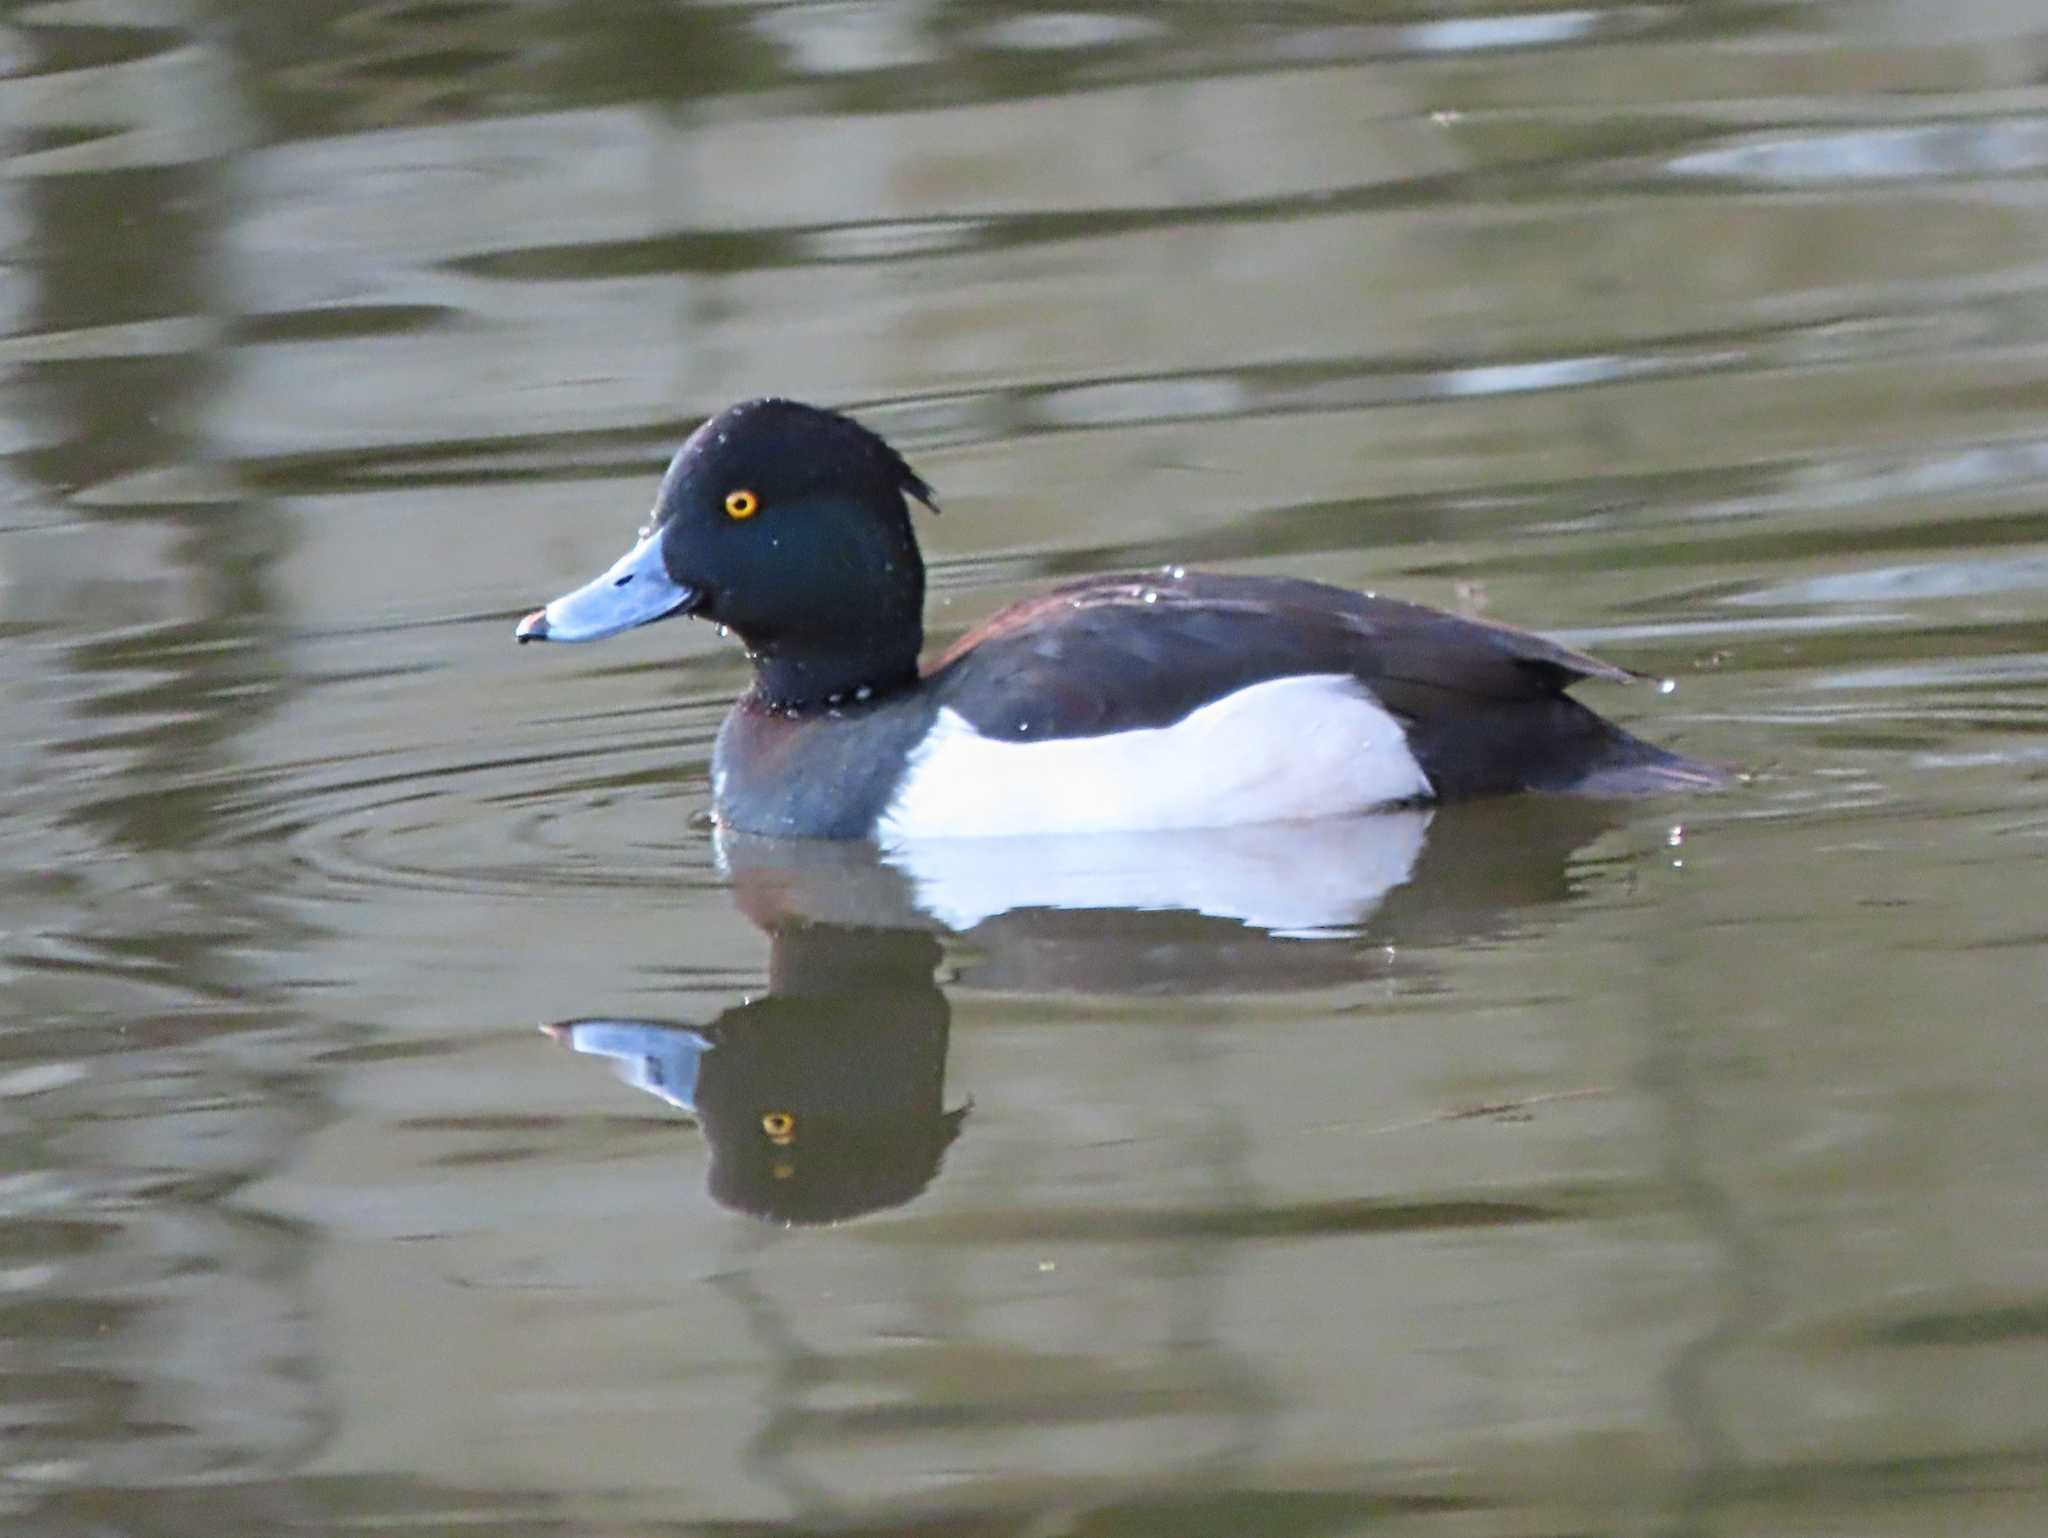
[919, 572, 1717, 799]
[922, 571, 1635, 742]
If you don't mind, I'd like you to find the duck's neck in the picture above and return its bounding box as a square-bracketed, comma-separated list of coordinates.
[745, 633, 923, 714]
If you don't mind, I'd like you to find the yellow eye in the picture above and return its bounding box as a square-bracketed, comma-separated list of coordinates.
[762, 1111, 796, 1144]
[725, 488, 760, 520]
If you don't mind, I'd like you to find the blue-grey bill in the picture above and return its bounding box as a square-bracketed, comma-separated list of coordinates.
[515, 527, 697, 642]
[542, 1018, 712, 1112]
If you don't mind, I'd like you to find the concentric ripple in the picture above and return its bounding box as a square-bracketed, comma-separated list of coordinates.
[173, 701, 731, 906]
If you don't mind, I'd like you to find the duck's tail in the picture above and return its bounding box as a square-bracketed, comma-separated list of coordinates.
[1565, 726, 1736, 797]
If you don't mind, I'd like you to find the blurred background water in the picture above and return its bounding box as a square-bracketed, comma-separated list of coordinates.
[4, 1, 2048, 1533]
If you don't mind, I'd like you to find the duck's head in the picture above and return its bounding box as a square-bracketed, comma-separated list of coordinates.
[517, 399, 937, 707]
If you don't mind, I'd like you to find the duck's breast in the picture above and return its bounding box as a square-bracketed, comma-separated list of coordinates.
[714, 692, 939, 838]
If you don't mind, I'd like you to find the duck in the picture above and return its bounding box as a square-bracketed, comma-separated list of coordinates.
[516, 398, 1727, 839]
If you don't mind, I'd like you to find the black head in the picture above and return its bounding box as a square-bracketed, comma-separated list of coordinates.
[517, 399, 938, 710]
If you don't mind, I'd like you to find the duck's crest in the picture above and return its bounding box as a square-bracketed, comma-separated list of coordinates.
[714, 397, 939, 515]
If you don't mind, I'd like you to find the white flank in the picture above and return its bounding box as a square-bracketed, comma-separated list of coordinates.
[878, 673, 1432, 840]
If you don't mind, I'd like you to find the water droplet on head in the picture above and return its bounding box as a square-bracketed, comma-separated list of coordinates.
[1140, 588, 1158, 604]
[1657, 678, 1677, 695]
[715, 624, 730, 638]
[1168, 565, 1186, 580]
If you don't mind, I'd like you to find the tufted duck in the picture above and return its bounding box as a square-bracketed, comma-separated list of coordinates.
[516, 399, 1727, 838]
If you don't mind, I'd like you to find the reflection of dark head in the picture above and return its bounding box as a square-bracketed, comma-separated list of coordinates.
[698, 960, 964, 1225]
[676, 925, 965, 1225]
[548, 925, 963, 1223]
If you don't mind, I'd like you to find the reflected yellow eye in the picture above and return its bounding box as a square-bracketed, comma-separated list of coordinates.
[762, 1111, 796, 1144]
[725, 488, 760, 520]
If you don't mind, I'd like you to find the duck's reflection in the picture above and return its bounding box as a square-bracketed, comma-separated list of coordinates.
[547, 926, 966, 1225]
[544, 796, 1634, 1222]
[725, 794, 1625, 992]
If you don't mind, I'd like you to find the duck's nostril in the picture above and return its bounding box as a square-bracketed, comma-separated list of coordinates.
[613, 574, 633, 587]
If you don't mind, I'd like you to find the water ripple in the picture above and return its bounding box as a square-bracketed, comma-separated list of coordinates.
[190, 735, 720, 904]
[27, 687, 730, 910]
[230, 287, 2048, 498]
[1671, 116, 2048, 188]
